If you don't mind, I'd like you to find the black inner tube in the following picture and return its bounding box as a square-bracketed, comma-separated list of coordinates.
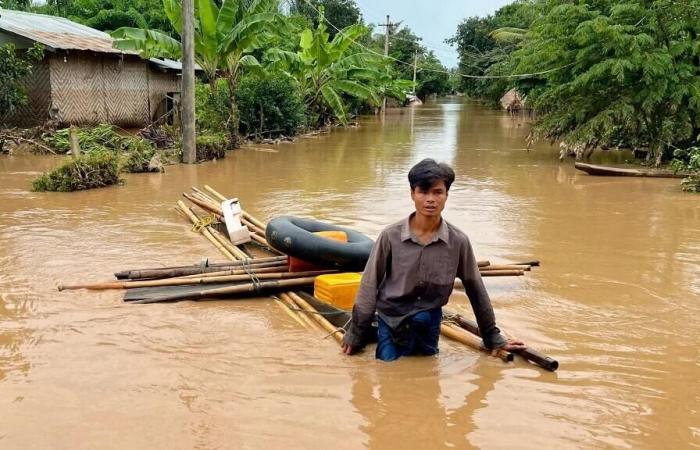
[265, 216, 374, 271]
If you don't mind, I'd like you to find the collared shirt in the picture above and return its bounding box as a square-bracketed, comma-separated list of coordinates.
[343, 214, 507, 350]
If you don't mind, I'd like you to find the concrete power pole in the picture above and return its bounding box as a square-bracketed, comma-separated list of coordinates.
[412, 50, 418, 94]
[378, 14, 399, 111]
[181, 0, 196, 164]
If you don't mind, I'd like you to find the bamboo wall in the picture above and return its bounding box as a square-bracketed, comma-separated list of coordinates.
[3, 50, 180, 128]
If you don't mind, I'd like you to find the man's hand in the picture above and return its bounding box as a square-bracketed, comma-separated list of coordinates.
[492, 338, 527, 355]
[342, 343, 357, 355]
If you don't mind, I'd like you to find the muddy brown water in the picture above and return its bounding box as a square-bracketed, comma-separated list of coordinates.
[1, 99, 698, 449]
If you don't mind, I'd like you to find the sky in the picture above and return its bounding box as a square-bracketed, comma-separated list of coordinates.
[354, 0, 514, 68]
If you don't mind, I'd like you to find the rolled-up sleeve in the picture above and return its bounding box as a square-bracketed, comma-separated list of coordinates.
[457, 237, 507, 349]
[343, 231, 390, 349]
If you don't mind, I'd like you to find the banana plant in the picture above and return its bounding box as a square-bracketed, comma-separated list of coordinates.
[112, 0, 279, 91]
[266, 18, 396, 125]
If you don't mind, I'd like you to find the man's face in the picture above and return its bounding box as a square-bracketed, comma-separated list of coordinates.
[411, 180, 448, 218]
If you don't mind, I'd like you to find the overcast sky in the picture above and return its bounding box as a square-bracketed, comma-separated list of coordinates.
[354, 0, 514, 68]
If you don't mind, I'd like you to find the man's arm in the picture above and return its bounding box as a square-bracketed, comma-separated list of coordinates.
[342, 231, 390, 353]
[457, 236, 508, 350]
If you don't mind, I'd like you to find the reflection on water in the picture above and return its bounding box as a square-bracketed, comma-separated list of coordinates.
[0, 98, 698, 449]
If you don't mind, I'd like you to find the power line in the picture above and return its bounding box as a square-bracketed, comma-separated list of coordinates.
[298, 0, 572, 80]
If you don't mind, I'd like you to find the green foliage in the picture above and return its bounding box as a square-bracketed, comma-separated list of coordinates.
[34, 0, 174, 34]
[41, 124, 159, 172]
[195, 79, 237, 135]
[380, 27, 451, 98]
[196, 131, 228, 160]
[32, 150, 121, 192]
[508, 0, 700, 165]
[43, 124, 125, 153]
[290, 0, 361, 39]
[112, 0, 281, 141]
[671, 145, 700, 192]
[236, 72, 306, 137]
[448, 0, 537, 100]
[266, 18, 393, 125]
[0, 0, 32, 10]
[0, 43, 44, 119]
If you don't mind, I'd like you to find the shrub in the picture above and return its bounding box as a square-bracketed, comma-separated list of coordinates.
[236, 73, 306, 138]
[196, 131, 228, 161]
[671, 146, 700, 193]
[195, 80, 238, 138]
[32, 150, 120, 192]
[119, 139, 158, 173]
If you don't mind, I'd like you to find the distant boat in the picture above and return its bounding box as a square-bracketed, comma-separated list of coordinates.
[574, 162, 691, 178]
[406, 93, 422, 106]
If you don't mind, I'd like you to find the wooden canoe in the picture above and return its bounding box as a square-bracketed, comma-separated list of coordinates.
[574, 162, 690, 178]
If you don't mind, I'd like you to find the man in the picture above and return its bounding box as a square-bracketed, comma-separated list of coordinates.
[342, 158, 525, 361]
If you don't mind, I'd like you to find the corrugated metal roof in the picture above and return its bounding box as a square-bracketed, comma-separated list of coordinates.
[0, 8, 132, 54]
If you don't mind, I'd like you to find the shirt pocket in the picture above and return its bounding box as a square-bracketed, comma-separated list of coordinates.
[429, 253, 458, 286]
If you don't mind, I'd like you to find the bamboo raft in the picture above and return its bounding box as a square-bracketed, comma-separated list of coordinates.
[58, 185, 557, 369]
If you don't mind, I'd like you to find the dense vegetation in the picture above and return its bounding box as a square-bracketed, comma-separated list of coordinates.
[450, 0, 700, 190]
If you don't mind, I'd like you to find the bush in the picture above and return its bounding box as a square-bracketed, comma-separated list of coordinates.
[195, 80, 238, 138]
[119, 139, 157, 173]
[196, 131, 228, 161]
[671, 146, 700, 193]
[32, 150, 120, 192]
[236, 73, 306, 138]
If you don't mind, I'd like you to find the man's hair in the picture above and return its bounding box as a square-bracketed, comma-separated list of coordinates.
[408, 158, 455, 191]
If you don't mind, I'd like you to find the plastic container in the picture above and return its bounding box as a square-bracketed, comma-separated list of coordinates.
[314, 272, 363, 310]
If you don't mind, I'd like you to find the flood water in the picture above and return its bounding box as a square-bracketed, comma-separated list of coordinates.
[1, 99, 698, 449]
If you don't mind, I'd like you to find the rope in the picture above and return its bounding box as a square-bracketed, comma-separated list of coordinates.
[191, 214, 218, 233]
[241, 258, 262, 292]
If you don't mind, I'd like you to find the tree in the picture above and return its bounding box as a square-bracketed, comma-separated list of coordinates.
[510, 0, 700, 165]
[35, 0, 175, 35]
[112, 0, 280, 137]
[447, 0, 539, 101]
[0, 43, 44, 120]
[289, 0, 361, 39]
[266, 19, 399, 125]
[0, 0, 32, 10]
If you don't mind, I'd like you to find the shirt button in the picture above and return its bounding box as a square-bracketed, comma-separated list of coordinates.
[417, 296, 422, 300]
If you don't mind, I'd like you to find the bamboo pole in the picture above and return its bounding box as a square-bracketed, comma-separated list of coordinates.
[208, 226, 250, 260]
[479, 270, 525, 277]
[191, 186, 222, 204]
[273, 298, 309, 329]
[445, 312, 558, 371]
[130, 276, 319, 304]
[183, 192, 223, 216]
[279, 292, 321, 330]
[176, 263, 289, 279]
[178, 201, 236, 261]
[203, 185, 268, 231]
[59, 270, 332, 291]
[477, 261, 490, 268]
[117, 257, 288, 280]
[289, 291, 344, 345]
[480, 265, 531, 271]
[440, 323, 513, 362]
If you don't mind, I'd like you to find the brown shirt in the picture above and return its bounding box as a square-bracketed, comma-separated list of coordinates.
[344, 214, 507, 350]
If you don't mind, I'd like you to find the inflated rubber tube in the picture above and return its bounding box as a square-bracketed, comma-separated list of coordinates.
[265, 216, 374, 271]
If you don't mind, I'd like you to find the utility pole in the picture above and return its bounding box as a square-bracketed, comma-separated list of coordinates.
[412, 50, 418, 94]
[181, 0, 196, 164]
[378, 14, 400, 111]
